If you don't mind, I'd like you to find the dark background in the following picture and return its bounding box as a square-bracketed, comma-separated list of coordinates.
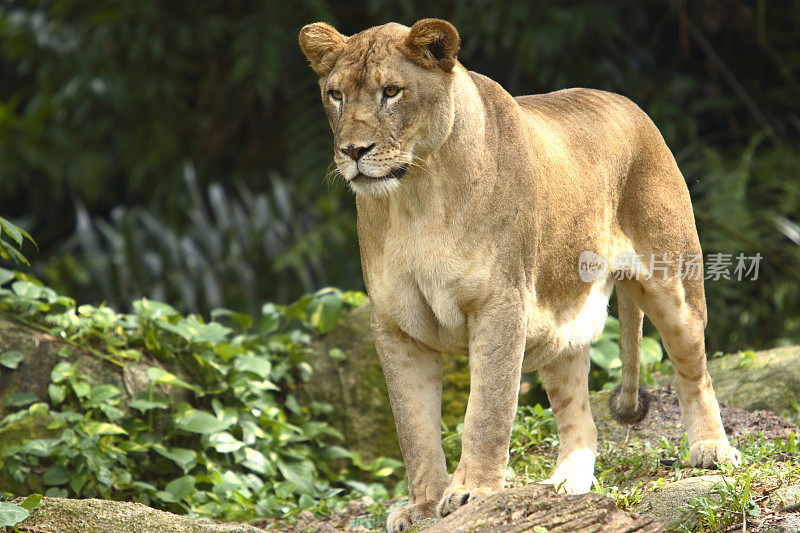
[1, 0, 798, 352]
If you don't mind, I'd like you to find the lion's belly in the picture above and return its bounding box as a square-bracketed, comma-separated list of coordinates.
[522, 279, 612, 371]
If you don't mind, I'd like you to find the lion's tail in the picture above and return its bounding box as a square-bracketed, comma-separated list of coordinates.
[608, 287, 651, 425]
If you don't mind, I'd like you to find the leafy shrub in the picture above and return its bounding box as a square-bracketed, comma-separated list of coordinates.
[43, 164, 357, 315]
[0, 269, 401, 521]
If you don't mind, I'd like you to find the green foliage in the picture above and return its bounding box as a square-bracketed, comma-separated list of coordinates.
[441, 403, 560, 480]
[689, 138, 800, 349]
[44, 165, 357, 314]
[0, 270, 401, 520]
[673, 436, 800, 532]
[0, 216, 34, 266]
[0, 2, 797, 352]
[589, 316, 664, 391]
[593, 433, 800, 533]
[0, 493, 43, 528]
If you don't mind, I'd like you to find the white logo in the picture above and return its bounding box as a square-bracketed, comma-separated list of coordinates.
[578, 251, 608, 282]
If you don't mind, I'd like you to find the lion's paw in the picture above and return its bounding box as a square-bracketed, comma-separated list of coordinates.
[436, 485, 493, 517]
[385, 501, 437, 533]
[541, 447, 596, 495]
[689, 439, 741, 469]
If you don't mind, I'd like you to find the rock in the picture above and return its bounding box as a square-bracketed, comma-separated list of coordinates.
[0, 315, 192, 417]
[706, 347, 800, 418]
[764, 514, 800, 533]
[768, 483, 800, 510]
[635, 474, 725, 530]
[12, 496, 263, 532]
[420, 483, 664, 532]
[300, 302, 401, 463]
[654, 346, 800, 418]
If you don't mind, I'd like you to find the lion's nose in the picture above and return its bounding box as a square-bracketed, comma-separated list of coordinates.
[340, 143, 375, 161]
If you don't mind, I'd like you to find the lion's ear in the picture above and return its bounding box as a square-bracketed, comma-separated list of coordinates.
[299, 22, 347, 77]
[403, 18, 460, 72]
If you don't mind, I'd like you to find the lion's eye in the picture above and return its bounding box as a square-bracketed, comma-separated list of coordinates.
[383, 85, 401, 98]
[329, 89, 343, 101]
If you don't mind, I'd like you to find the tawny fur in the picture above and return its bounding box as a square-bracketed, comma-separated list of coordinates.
[299, 19, 741, 533]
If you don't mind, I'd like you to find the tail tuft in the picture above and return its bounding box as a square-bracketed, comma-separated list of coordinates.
[609, 384, 651, 425]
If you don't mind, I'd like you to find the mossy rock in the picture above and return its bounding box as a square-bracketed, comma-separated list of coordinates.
[635, 475, 725, 531]
[0, 411, 59, 494]
[654, 347, 800, 419]
[706, 347, 800, 418]
[0, 315, 192, 417]
[300, 302, 401, 462]
[10, 497, 263, 533]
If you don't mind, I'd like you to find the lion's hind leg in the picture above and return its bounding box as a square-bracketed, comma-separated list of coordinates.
[615, 275, 740, 468]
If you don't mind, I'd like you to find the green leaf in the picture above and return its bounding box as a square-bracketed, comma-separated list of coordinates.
[342, 291, 368, 307]
[175, 409, 231, 434]
[21, 438, 60, 457]
[71, 380, 90, 398]
[0, 502, 29, 527]
[369, 457, 404, 477]
[260, 303, 281, 335]
[241, 447, 269, 474]
[128, 395, 170, 413]
[43, 465, 70, 486]
[233, 354, 271, 378]
[11, 280, 43, 299]
[19, 494, 44, 512]
[50, 362, 75, 384]
[641, 337, 663, 367]
[307, 292, 344, 333]
[0, 350, 24, 369]
[602, 316, 621, 337]
[48, 383, 66, 405]
[133, 298, 179, 319]
[3, 392, 39, 408]
[88, 384, 121, 403]
[146, 367, 200, 392]
[82, 421, 128, 436]
[157, 475, 196, 503]
[211, 308, 253, 330]
[154, 446, 197, 473]
[328, 348, 347, 361]
[208, 431, 244, 453]
[276, 457, 317, 495]
[0, 267, 16, 285]
[1, 219, 22, 246]
[590, 338, 621, 370]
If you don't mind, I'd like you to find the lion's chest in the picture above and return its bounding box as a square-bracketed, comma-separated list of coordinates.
[367, 234, 474, 352]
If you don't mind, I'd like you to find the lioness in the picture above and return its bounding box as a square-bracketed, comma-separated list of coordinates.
[300, 19, 740, 531]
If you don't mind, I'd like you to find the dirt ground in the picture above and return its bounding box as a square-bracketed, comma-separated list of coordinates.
[641, 388, 797, 445]
[255, 388, 800, 533]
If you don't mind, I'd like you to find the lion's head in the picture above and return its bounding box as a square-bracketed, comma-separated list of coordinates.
[299, 19, 460, 196]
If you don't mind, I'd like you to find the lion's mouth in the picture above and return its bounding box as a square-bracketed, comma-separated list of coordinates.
[352, 164, 409, 183]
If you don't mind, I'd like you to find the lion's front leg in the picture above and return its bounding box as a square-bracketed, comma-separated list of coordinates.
[437, 299, 526, 518]
[372, 317, 450, 533]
